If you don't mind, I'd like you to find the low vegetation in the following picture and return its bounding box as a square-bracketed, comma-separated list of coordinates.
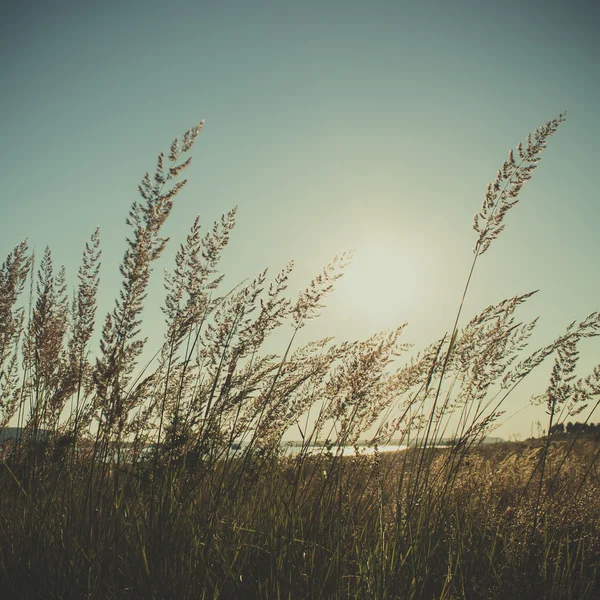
[1, 112, 599, 599]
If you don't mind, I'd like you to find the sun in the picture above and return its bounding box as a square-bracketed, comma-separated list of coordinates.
[334, 238, 431, 330]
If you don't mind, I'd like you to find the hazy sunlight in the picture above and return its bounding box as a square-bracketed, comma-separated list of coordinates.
[337, 238, 430, 328]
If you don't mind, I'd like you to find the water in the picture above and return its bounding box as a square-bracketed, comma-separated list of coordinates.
[280, 443, 408, 457]
[103, 442, 409, 463]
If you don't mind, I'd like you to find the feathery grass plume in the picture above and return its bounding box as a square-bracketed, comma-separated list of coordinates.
[426, 114, 567, 425]
[537, 366, 600, 513]
[439, 314, 600, 527]
[0, 240, 31, 427]
[372, 349, 441, 444]
[162, 207, 237, 356]
[434, 313, 600, 488]
[434, 314, 600, 490]
[528, 331, 583, 551]
[417, 114, 566, 473]
[473, 112, 566, 256]
[190, 268, 295, 457]
[153, 209, 237, 460]
[568, 365, 600, 424]
[147, 268, 270, 461]
[234, 260, 294, 356]
[22, 247, 69, 436]
[66, 228, 101, 435]
[292, 251, 353, 327]
[320, 327, 410, 445]
[242, 337, 345, 450]
[202, 269, 267, 387]
[197, 263, 298, 446]
[156, 252, 353, 462]
[44, 265, 70, 428]
[443, 293, 540, 435]
[223, 252, 355, 448]
[489, 312, 600, 419]
[545, 336, 581, 425]
[235, 254, 353, 451]
[69, 228, 102, 373]
[522, 321, 600, 515]
[94, 122, 204, 438]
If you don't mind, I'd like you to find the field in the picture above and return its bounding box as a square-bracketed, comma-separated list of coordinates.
[1, 439, 599, 598]
[1, 113, 600, 598]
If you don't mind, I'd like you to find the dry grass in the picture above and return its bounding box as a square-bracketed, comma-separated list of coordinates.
[1, 112, 599, 599]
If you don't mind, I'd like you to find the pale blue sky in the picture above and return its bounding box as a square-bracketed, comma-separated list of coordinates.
[1, 0, 599, 439]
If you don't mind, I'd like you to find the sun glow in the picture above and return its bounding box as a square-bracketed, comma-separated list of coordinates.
[335, 239, 431, 330]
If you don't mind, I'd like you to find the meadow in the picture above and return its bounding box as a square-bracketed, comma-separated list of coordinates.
[1, 112, 600, 599]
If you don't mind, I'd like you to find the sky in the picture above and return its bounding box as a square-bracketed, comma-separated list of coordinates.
[1, 0, 599, 440]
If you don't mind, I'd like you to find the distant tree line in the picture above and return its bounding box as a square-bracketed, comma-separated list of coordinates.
[549, 422, 600, 438]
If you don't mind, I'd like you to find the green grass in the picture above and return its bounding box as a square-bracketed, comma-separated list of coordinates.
[0, 441, 599, 598]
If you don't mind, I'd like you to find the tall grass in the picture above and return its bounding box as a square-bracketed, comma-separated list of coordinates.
[1, 113, 599, 599]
